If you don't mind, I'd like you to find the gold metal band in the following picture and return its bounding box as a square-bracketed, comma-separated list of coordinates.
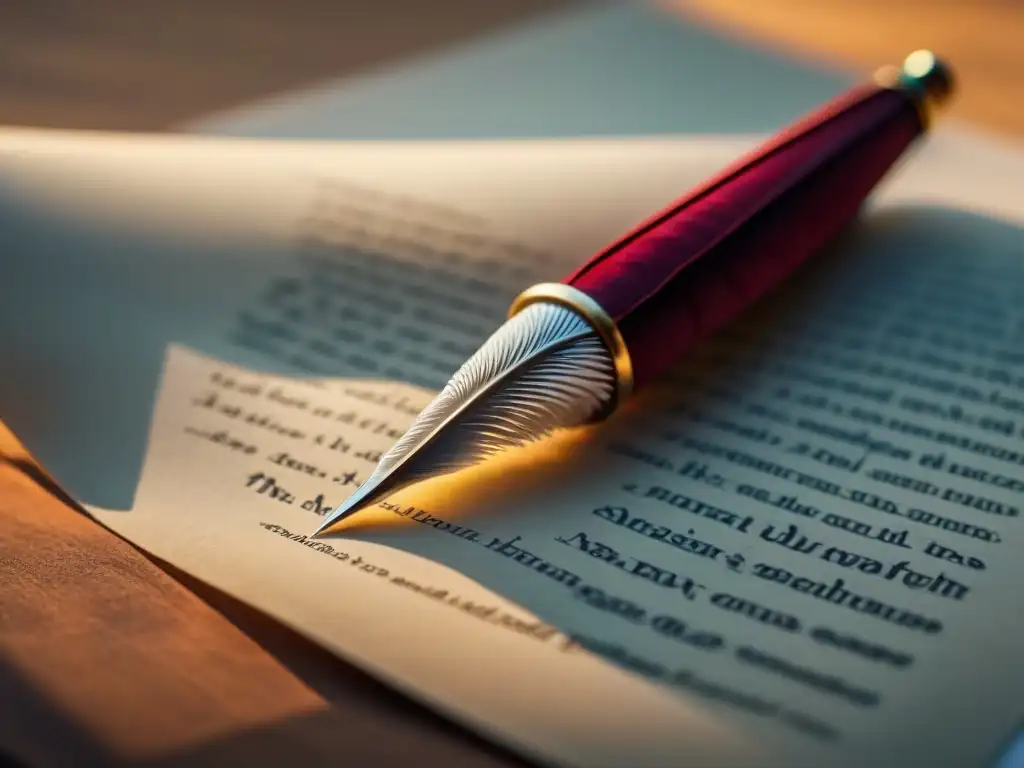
[509, 282, 634, 411]
[873, 50, 954, 132]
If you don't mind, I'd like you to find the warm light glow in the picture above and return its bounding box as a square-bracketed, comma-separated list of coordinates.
[325, 422, 605, 534]
[321, 381, 671, 537]
[903, 49, 936, 79]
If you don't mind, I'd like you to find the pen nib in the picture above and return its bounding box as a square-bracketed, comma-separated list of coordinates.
[312, 481, 392, 535]
[312, 302, 616, 536]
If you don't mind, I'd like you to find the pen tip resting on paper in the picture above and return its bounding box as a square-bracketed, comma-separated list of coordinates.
[312, 481, 389, 536]
[311, 301, 618, 537]
[311, 510, 349, 538]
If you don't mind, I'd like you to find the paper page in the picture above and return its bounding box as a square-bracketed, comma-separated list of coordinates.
[94, 204, 1024, 767]
[3, 126, 1022, 512]
[105, 345, 755, 768]
[2, 127, 1024, 767]
[0, 128, 744, 509]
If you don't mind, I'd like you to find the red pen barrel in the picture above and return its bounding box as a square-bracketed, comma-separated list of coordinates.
[318, 53, 956, 530]
[563, 62, 949, 392]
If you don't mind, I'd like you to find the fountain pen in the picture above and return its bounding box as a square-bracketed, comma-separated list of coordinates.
[313, 50, 955, 536]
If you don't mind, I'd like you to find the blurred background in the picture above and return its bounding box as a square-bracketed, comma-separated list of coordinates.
[3, 0, 1021, 139]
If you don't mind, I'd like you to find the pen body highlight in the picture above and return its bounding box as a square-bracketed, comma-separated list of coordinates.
[314, 51, 954, 535]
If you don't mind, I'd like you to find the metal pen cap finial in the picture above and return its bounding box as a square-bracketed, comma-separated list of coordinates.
[874, 49, 955, 130]
[313, 52, 955, 537]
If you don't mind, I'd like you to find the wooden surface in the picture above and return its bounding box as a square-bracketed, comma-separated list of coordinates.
[0, 423, 523, 768]
[0, 0, 567, 131]
[684, 0, 1024, 139]
[3, 1, 1021, 137]
[1, 3, 1022, 767]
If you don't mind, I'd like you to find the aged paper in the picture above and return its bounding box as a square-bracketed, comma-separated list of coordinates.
[93, 201, 1024, 766]
[0, 128, 743, 509]
[95, 346, 749, 768]
[2, 127, 1024, 766]
[95, 224, 1024, 765]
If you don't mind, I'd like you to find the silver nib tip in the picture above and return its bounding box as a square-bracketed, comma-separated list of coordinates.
[312, 479, 390, 536]
[312, 506, 353, 537]
[312, 519, 333, 537]
[309, 301, 617, 537]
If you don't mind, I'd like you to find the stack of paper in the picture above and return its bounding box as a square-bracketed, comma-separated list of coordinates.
[1, 122, 1023, 767]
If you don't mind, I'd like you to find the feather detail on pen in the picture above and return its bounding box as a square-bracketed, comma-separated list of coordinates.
[314, 302, 616, 532]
